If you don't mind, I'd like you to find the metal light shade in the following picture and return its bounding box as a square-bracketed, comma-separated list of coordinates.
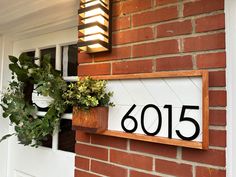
[78, 0, 112, 53]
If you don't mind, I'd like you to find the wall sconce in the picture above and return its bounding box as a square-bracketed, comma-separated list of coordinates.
[78, 0, 112, 53]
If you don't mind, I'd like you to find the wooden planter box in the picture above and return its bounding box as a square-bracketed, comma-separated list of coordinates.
[72, 107, 108, 133]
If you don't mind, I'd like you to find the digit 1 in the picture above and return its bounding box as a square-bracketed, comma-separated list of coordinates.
[164, 105, 172, 139]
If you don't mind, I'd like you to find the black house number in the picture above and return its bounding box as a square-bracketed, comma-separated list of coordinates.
[121, 104, 200, 141]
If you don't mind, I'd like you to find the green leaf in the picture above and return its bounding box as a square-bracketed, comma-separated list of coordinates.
[9, 63, 20, 73]
[2, 112, 9, 118]
[19, 53, 33, 66]
[9, 56, 18, 63]
[9, 63, 28, 82]
[0, 133, 15, 143]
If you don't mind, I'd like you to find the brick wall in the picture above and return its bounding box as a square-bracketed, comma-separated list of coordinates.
[75, 0, 226, 176]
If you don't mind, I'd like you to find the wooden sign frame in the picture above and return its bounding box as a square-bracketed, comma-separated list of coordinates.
[94, 70, 209, 149]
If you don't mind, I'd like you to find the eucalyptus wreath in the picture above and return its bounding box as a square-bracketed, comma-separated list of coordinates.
[0, 54, 67, 146]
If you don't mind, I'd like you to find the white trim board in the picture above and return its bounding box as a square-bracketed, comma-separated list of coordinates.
[0, 36, 14, 177]
[225, 0, 236, 176]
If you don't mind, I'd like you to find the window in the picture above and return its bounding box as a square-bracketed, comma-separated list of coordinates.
[58, 119, 75, 152]
[22, 51, 35, 58]
[62, 44, 78, 77]
[41, 47, 56, 68]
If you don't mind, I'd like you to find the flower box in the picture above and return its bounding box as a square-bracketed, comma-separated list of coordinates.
[72, 106, 108, 133]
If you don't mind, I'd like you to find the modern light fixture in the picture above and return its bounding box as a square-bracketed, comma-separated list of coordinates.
[78, 0, 112, 53]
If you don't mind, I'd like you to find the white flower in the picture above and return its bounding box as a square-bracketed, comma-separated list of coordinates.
[23, 65, 28, 69]
[28, 68, 34, 74]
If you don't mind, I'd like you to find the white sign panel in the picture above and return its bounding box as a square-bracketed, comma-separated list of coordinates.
[100, 71, 209, 149]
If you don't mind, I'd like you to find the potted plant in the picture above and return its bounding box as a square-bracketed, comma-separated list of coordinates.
[63, 77, 114, 133]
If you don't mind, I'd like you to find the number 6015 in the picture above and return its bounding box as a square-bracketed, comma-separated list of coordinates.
[121, 104, 200, 141]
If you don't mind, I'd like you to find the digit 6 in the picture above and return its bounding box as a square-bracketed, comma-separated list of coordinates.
[121, 104, 138, 133]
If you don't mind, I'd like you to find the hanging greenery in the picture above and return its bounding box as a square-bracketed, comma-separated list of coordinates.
[0, 54, 67, 147]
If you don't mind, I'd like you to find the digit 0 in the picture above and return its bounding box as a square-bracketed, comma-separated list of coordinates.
[141, 104, 162, 136]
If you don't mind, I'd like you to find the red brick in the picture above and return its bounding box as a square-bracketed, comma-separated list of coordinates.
[133, 39, 179, 58]
[113, 16, 131, 31]
[75, 143, 108, 161]
[91, 134, 127, 149]
[196, 166, 226, 177]
[209, 110, 226, 126]
[110, 149, 153, 170]
[78, 63, 111, 76]
[209, 130, 226, 147]
[156, 20, 192, 38]
[130, 140, 177, 158]
[197, 52, 226, 69]
[155, 159, 192, 177]
[184, 33, 225, 52]
[182, 149, 225, 166]
[76, 131, 90, 143]
[75, 156, 89, 170]
[209, 90, 227, 107]
[113, 27, 154, 45]
[133, 6, 178, 27]
[209, 71, 226, 87]
[75, 170, 101, 177]
[112, 60, 153, 75]
[196, 14, 225, 33]
[91, 160, 127, 177]
[94, 46, 131, 62]
[156, 0, 178, 6]
[184, 0, 224, 17]
[130, 170, 160, 177]
[78, 51, 93, 64]
[157, 55, 193, 71]
[113, 0, 152, 17]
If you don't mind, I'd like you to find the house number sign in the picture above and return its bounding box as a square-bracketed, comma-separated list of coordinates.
[121, 104, 200, 141]
[97, 70, 209, 149]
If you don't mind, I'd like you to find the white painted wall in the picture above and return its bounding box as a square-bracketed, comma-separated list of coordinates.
[225, 0, 236, 176]
[0, 36, 13, 177]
